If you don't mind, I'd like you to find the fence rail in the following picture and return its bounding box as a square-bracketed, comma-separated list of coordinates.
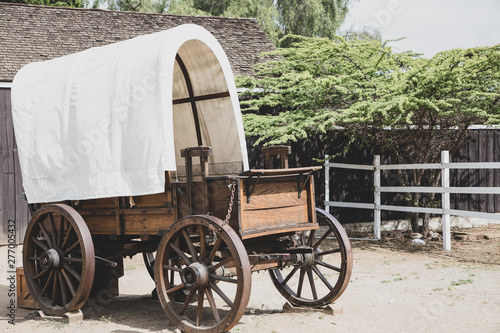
[325, 151, 500, 251]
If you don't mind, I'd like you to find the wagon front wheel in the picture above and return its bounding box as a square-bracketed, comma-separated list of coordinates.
[155, 215, 251, 333]
[23, 204, 95, 316]
[269, 208, 353, 307]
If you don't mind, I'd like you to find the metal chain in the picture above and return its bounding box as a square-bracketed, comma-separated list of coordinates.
[224, 181, 237, 224]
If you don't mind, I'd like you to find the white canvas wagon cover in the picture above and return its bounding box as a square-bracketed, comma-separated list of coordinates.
[12, 24, 248, 203]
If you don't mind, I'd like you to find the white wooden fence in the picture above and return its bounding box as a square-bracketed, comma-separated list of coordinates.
[325, 151, 500, 251]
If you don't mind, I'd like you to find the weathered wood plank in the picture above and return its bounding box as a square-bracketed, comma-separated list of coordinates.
[241, 205, 309, 231]
[122, 211, 175, 234]
[241, 224, 317, 240]
[456, 134, 470, 211]
[4, 89, 15, 174]
[84, 215, 117, 234]
[478, 130, 487, 211]
[495, 131, 500, 212]
[80, 197, 116, 210]
[0, 89, 11, 175]
[14, 146, 30, 244]
[307, 176, 316, 224]
[242, 180, 308, 211]
[1, 174, 15, 244]
[468, 131, 479, 211]
[132, 191, 173, 208]
[486, 130, 495, 212]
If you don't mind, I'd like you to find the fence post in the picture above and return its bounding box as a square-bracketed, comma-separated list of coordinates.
[441, 150, 451, 251]
[325, 155, 330, 214]
[374, 155, 381, 239]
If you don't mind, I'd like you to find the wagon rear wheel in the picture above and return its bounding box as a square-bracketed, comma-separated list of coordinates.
[22, 204, 95, 316]
[155, 215, 251, 333]
[269, 208, 352, 307]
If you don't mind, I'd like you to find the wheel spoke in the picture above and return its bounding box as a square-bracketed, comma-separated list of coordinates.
[170, 242, 192, 266]
[317, 248, 341, 256]
[57, 215, 64, 248]
[307, 269, 318, 300]
[179, 289, 197, 316]
[63, 257, 83, 263]
[166, 283, 185, 295]
[209, 281, 233, 308]
[33, 269, 49, 280]
[307, 229, 316, 247]
[315, 259, 341, 273]
[182, 229, 199, 262]
[51, 271, 59, 306]
[281, 265, 300, 285]
[59, 272, 68, 306]
[63, 240, 80, 255]
[205, 287, 221, 323]
[170, 266, 175, 285]
[40, 271, 54, 297]
[163, 265, 183, 272]
[312, 229, 333, 250]
[32, 237, 49, 252]
[312, 265, 334, 290]
[300, 231, 306, 246]
[61, 269, 76, 297]
[206, 237, 223, 265]
[199, 226, 206, 262]
[297, 269, 305, 297]
[60, 224, 74, 250]
[209, 256, 233, 272]
[63, 263, 81, 282]
[38, 221, 53, 249]
[48, 213, 57, 250]
[209, 274, 237, 284]
[196, 288, 204, 326]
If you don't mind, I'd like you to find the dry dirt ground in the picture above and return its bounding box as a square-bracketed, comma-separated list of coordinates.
[1, 225, 499, 333]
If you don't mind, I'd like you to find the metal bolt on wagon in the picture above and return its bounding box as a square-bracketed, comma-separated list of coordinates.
[12, 24, 353, 333]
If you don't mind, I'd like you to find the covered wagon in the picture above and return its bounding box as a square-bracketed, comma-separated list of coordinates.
[12, 24, 352, 333]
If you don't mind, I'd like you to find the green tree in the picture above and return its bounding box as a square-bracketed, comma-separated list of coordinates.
[93, 0, 355, 45]
[237, 36, 500, 233]
[277, 0, 350, 38]
[0, 0, 85, 7]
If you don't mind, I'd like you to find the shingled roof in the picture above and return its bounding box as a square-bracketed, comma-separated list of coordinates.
[0, 3, 275, 82]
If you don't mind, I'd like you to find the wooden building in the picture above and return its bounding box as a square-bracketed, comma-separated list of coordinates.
[0, 3, 275, 245]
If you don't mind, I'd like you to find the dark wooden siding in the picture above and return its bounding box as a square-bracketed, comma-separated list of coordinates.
[450, 130, 500, 213]
[0, 88, 30, 244]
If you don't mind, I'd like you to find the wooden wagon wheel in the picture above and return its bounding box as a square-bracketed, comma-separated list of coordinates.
[23, 204, 95, 316]
[155, 215, 251, 333]
[269, 208, 353, 307]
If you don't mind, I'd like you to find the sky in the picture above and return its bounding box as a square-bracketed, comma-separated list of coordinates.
[340, 0, 500, 58]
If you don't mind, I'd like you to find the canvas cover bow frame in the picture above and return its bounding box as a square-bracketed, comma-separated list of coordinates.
[12, 24, 249, 203]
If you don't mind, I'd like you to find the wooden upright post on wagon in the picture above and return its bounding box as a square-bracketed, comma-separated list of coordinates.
[262, 145, 291, 169]
[181, 146, 213, 214]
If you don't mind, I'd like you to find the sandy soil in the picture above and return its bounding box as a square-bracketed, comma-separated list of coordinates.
[1, 227, 499, 333]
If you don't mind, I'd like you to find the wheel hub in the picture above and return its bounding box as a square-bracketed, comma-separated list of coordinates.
[301, 252, 314, 268]
[40, 248, 62, 271]
[181, 262, 209, 289]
